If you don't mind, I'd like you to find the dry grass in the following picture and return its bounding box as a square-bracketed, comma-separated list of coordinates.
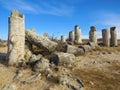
[73, 65, 120, 90]
[96, 46, 120, 53]
[0, 41, 120, 90]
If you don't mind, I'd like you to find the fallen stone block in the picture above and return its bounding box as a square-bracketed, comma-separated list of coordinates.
[25, 30, 58, 52]
[79, 45, 92, 52]
[50, 52, 75, 67]
[87, 42, 98, 49]
[32, 58, 51, 73]
[66, 45, 85, 56]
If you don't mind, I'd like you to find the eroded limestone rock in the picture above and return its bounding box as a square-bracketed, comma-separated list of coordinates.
[102, 29, 110, 46]
[66, 45, 85, 56]
[50, 52, 75, 67]
[79, 45, 92, 52]
[32, 58, 51, 73]
[25, 30, 58, 52]
[110, 27, 118, 46]
[69, 31, 75, 43]
[58, 74, 84, 90]
[7, 10, 25, 66]
[24, 41, 32, 61]
[89, 26, 97, 44]
[74, 25, 82, 44]
[61, 35, 66, 43]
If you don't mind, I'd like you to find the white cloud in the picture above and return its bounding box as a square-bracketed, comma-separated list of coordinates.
[0, 0, 38, 13]
[0, 0, 74, 16]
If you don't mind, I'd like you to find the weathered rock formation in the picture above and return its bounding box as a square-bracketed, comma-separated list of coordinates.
[58, 74, 84, 90]
[74, 25, 82, 44]
[25, 30, 58, 52]
[43, 33, 48, 38]
[110, 27, 118, 46]
[7, 10, 25, 65]
[79, 45, 92, 52]
[32, 58, 51, 73]
[61, 35, 66, 43]
[89, 26, 97, 44]
[50, 52, 75, 67]
[69, 31, 75, 43]
[102, 29, 110, 46]
[66, 45, 85, 56]
[24, 41, 32, 61]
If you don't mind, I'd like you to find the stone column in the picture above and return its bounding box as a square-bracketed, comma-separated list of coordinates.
[110, 27, 118, 46]
[61, 35, 66, 43]
[89, 26, 97, 44]
[43, 33, 48, 38]
[7, 10, 25, 65]
[74, 25, 82, 44]
[102, 29, 110, 46]
[69, 31, 75, 43]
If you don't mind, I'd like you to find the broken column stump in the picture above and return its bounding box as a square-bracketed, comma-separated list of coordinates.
[50, 52, 75, 67]
[89, 26, 97, 44]
[69, 31, 75, 43]
[66, 45, 85, 56]
[110, 27, 118, 46]
[102, 29, 110, 46]
[61, 35, 66, 43]
[74, 25, 82, 44]
[7, 10, 25, 65]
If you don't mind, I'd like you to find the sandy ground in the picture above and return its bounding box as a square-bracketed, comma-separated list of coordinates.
[0, 44, 120, 90]
[73, 49, 120, 90]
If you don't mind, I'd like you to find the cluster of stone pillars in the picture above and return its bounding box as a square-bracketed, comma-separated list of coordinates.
[7, 10, 118, 66]
[61, 25, 82, 44]
[61, 25, 98, 45]
[102, 27, 118, 46]
[61, 25, 118, 46]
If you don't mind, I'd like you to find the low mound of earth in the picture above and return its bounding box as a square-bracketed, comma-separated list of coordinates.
[0, 44, 120, 90]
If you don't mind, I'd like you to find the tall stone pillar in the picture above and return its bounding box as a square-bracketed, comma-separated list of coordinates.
[74, 25, 82, 44]
[69, 31, 75, 43]
[102, 29, 110, 46]
[89, 26, 97, 44]
[7, 10, 25, 65]
[61, 35, 66, 43]
[110, 27, 118, 46]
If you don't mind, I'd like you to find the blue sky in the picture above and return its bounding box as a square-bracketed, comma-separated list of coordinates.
[0, 0, 120, 40]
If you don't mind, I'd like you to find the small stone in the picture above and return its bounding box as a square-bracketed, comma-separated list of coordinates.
[29, 54, 42, 63]
[90, 81, 94, 85]
[2, 83, 17, 90]
[49, 87, 56, 90]
[32, 58, 51, 73]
